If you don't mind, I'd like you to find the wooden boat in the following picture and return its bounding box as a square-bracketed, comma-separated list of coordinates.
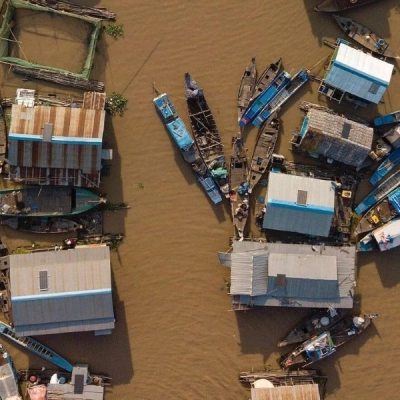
[332, 15, 400, 59]
[370, 147, 400, 186]
[374, 110, 400, 127]
[252, 69, 310, 127]
[352, 186, 400, 238]
[315, 0, 380, 12]
[185, 73, 230, 197]
[354, 169, 400, 215]
[0, 321, 73, 372]
[153, 91, 222, 204]
[0, 186, 106, 218]
[229, 136, 250, 239]
[247, 113, 280, 194]
[280, 314, 378, 368]
[250, 58, 282, 102]
[277, 308, 343, 347]
[237, 57, 257, 122]
[239, 70, 291, 128]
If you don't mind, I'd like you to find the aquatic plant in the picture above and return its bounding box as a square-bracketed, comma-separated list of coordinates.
[106, 92, 128, 117]
[104, 23, 124, 39]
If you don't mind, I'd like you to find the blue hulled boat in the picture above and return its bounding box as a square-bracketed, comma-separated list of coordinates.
[252, 69, 310, 127]
[154, 92, 222, 204]
[370, 147, 400, 186]
[239, 70, 291, 128]
[373, 111, 400, 127]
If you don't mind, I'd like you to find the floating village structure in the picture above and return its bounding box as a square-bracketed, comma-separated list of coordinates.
[262, 172, 335, 237]
[6, 90, 111, 188]
[218, 240, 355, 310]
[291, 108, 374, 168]
[7, 245, 115, 337]
[317, 41, 394, 106]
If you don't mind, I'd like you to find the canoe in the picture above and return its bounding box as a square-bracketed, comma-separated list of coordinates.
[229, 136, 250, 240]
[237, 57, 257, 122]
[250, 58, 282, 102]
[277, 308, 343, 347]
[0, 186, 105, 218]
[239, 70, 291, 128]
[354, 169, 400, 215]
[333, 14, 400, 59]
[153, 92, 222, 204]
[252, 69, 310, 127]
[280, 313, 378, 368]
[185, 73, 230, 197]
[373, 110, 400, 127]
[315, 0, 380, 12]
[247, 113, 279, 193]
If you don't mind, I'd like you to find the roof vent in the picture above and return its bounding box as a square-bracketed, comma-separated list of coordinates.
[39, 270, 48, 291]
[276, 274, 286, 288]
[297, 189, 308, 205]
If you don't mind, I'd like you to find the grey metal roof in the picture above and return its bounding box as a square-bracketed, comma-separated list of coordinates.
[325, 43, 393, 104]
[299, 108, 373, 167]
[10, 246, 115, 336]
[263, 172, 335, 236]
[221, 240, 356, 308]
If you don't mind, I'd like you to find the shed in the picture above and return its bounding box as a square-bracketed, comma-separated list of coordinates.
[263, 172, 335, 237]
[293, 108, 373, 168]
[7, 91, 106, 188]
[218, 241, 356, 309]
[319, 41, 393, 105]
[9, 246, 115, 337]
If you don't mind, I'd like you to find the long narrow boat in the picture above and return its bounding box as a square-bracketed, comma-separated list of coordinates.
[332, 15, 400, 59]
[277, 308, 343, 348]
[252, 69, 310, 127]
[153, 92, 222, 204]
[354, 169, 400, 215]
[237, 57, 257, 123]
[280, 314, 378, 369]
[315, 0, 381, 12]
[0, 186, 105, 218]
[185, 73, 230, 197]
[369, 147, 400, 186]
[247, 113, 280, 193]
[352, 186, 400, 238]
[229, 136, 250, 240]
[1, 216, 81, 233]
[239, 70, 291, 128]
[250, 58, 282, 103]
[0, 321, 73, 372]
[373, 110, 400, 127]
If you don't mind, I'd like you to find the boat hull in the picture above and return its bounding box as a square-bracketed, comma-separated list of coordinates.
[237, 57, 257, 122]
[250, 58, 282, 103]
[315, 0, 379, 12]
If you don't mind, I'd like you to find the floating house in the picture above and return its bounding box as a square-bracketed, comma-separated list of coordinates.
[218, 240, 356, 310]
[291, 108, 373, 168]
[318, 41, 393, 106]
[262, 172, 335, 237]
[7, 90, 112, 188]
[8, 246, 115, 337]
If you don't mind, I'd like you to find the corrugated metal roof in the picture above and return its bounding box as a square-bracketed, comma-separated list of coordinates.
[223, 241, 355, 308]
[264, 172, 334, 236]
[326, 43, 393, 104]
[251, 383, 321, 400]
[10, 246, 114, 336]
[298, 108, 373, 167]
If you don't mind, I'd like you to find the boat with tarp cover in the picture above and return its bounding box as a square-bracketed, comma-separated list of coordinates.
[354, 169, 400, 215]
[229, 136, 250, 240]
[277, 308, 343, 348]
[0, 186, 105, 218]
[153, 91, 222, 204]
[280, 314, 378, 368]
[247, 113, 279, 193]
[315, 0, 381, 12]
[237, 57, 257, 122]
[332, 14, 400, 59]
[185, 73, 229, 197]
[239, 70, 291, 128]
[352, 186, 400, 238]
